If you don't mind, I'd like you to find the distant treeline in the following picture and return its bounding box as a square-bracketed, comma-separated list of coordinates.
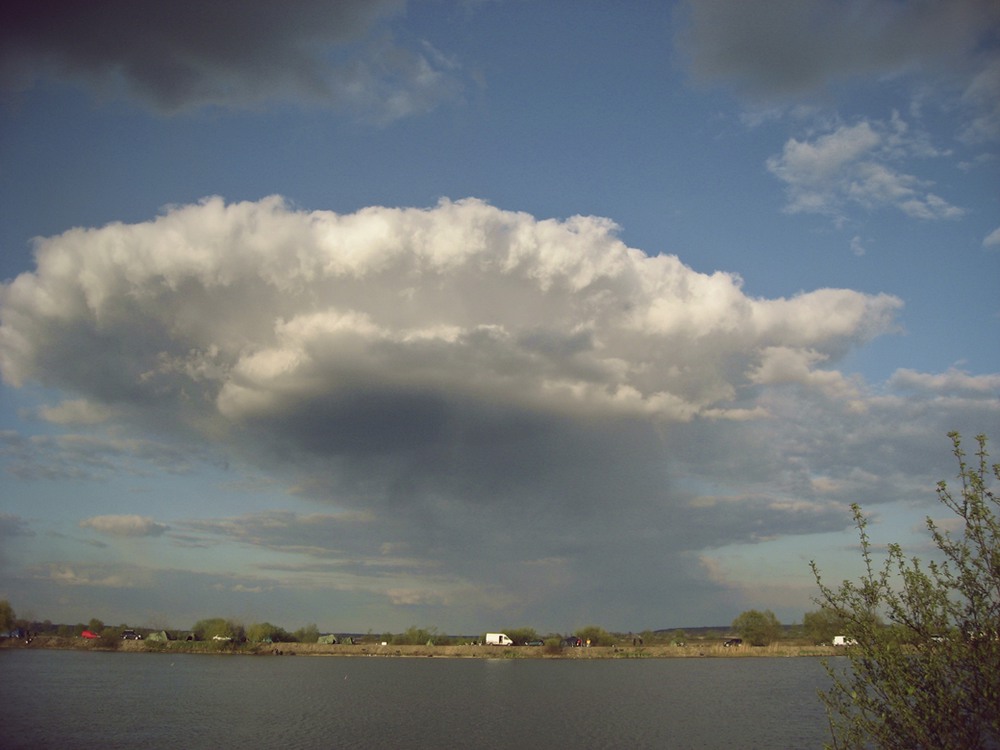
[5, 601, 845, 649]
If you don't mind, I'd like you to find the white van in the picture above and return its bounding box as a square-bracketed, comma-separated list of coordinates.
[485, 633, 516, 646]
[832, 635, 857, 646]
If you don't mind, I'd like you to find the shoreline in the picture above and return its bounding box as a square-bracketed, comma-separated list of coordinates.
[2, 636, 841, 659]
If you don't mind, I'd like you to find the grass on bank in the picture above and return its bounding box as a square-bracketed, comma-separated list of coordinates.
[3, 635, 844, 659]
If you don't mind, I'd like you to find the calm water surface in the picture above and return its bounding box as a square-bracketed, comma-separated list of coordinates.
[0, 650, 834, 749]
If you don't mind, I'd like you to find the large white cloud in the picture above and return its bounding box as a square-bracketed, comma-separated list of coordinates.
[7, 197, 994, 629]
[0, 196, 901, 435]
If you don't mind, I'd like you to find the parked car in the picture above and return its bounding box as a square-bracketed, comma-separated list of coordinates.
[561, 636, 582, 647]
[723, 638, 743, 647]
[121, 630, 142, 640]
[526, 640, 544, 647]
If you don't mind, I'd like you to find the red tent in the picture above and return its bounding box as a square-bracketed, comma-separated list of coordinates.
[81, 630, 100, 639]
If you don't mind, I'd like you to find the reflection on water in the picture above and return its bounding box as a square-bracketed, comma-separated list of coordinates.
[0, 650, 833, 749]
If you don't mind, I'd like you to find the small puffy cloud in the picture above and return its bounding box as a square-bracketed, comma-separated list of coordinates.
[774, 121, 881, 181]
[767, 117, 964, 221]
[0, 0, 463, 122]
[984, 227, 1000, 248]
[386, 588, 450, 607]
[80, 514, 168, 537]
[37, 399, 113, 425]
[38, 563, 136, 588]
[889, 367, 1000, 397]
[228, 583, 272, 594]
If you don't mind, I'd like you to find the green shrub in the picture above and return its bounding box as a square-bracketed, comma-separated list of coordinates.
[732, 610, 782, 646]
[812, 433, 1000, 749]
[543, 638, 563, 654]
[574, 625, 613, 646]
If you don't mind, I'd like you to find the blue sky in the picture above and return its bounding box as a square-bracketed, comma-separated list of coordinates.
[1, 0, 998, 635]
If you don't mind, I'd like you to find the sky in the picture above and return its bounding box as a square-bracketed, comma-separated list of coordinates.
[1, 1, 998, 636]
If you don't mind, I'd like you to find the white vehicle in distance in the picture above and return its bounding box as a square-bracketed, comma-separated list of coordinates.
[832, 635, 858, 647]
[485, 633, 516, 646]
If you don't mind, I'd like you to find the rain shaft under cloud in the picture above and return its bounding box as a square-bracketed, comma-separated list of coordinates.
[0, 196, 913, 628]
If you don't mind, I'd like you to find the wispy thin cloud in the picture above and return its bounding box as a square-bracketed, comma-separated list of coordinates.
[766, 117, 965, 221]
[80, 514, 169, 537]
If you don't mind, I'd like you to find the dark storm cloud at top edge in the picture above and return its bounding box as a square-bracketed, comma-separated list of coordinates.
[675, 0, 1000, 100]
[0, 0, 432, 113]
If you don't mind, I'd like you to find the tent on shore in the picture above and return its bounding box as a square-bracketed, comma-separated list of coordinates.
[146, 631, 171, 642]
[317, 634, 338, 644]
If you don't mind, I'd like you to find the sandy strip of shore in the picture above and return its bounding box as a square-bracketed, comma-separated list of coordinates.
[3, 637, 840, 659]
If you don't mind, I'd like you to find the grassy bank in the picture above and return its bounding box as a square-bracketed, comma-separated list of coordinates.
[2, 636, 841, 659]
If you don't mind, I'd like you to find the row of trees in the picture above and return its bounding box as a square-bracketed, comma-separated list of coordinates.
[2, 602, 763, 647]
[0, 611, 141, 641]
[189, 617, 310, 643]
[0, 610, 325, 644]
[0, 599, 970, 652]
[0, 602, 851, 649]
[729, 608, 845, 646]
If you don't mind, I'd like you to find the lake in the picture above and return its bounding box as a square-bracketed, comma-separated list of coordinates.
[0, 650, 834, 749]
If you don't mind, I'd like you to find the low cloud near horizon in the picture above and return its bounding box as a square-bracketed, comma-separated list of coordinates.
[2, 197, 996, 629]
[80, 515, 169, 537]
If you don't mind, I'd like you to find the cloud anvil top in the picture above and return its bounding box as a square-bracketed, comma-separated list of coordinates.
[1, 197, 900, 426]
